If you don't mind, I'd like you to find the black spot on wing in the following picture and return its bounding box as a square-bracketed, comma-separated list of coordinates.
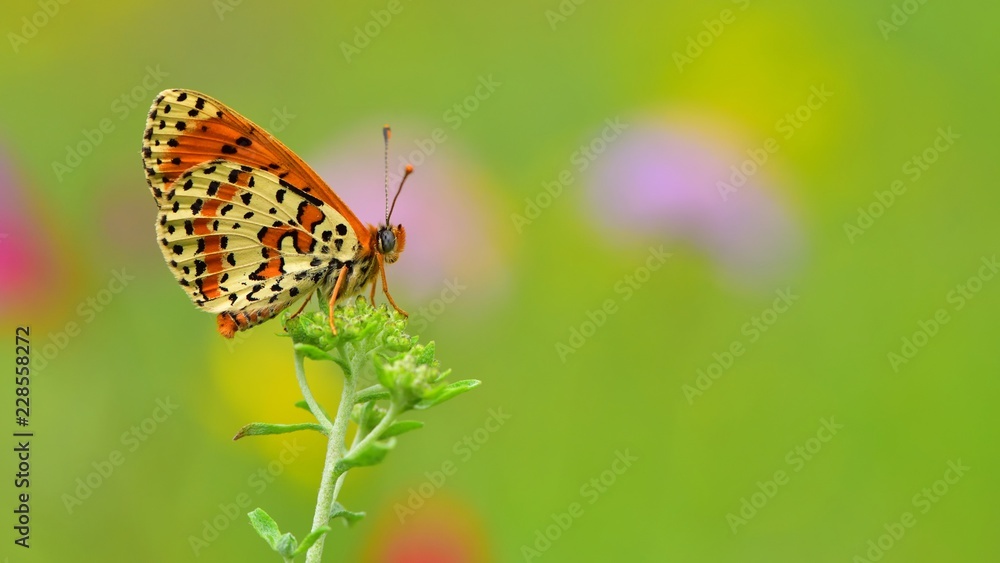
[280, 178, 325, 207]
[246, 284, 263, 302]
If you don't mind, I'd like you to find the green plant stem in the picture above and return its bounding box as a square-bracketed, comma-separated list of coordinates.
[328, 422, 362, 508]
[299, 350, 357, 563]
[327, 402, 401, 512]
[348, 404, 400, 463]
[294, 352, 334, 431]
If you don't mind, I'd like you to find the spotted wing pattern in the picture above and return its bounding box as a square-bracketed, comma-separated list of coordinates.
[141, 88, 369, 248]
[155, 159, 361, 325]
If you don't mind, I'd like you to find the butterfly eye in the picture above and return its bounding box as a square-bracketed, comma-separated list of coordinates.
[379, 229, 396, 253]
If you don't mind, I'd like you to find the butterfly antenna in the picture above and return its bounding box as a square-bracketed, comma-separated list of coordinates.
[383, 125, 391, 223]
[387, 164, 413, 225]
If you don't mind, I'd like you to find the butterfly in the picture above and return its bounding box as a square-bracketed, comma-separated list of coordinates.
[140, 89, 412, 338]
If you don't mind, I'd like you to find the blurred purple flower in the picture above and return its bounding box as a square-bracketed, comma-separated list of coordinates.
[585, 116, 805, 289]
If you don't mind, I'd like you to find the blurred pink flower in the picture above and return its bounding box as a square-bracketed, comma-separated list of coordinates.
[311, 123, 510, 311]
[98, 170, 163, 262]
[584, 115, 805, 290]
[0, 142, 59, 310]
[361, 492, 492, 563]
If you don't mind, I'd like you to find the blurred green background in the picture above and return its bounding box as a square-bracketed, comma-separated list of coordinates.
[1, 0, 998, 561]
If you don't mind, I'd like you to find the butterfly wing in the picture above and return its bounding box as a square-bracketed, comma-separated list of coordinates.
[141, 88, 370, 250]
[156, 159, 362, 328]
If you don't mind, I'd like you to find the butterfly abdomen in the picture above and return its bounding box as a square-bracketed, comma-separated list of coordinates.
[216, 304, 288, 339]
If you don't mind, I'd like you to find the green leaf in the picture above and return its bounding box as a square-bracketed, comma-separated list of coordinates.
[293, 526, 332, 556]
[247, 508, 282, 550]
[275, 532, 297, 558]
[355, 384, 391, 403]
[294, 400, 331, 421]
[335, 438, 396, 474]
[329, 502, 366, 527]
[294, 343, 331, 361]
[411, 341, 438, 366]
[414, 379, 481, 410]
[295, 343, 350, 373]
[233, 422, 326, 440]
[380, 420, 424, 438]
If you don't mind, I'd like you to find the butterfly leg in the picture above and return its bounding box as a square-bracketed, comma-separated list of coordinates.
[288, 291, 314, 320]
[377, 253, 408, 317]
[327, 265, 350, 335]
[368, 275, 377, 306]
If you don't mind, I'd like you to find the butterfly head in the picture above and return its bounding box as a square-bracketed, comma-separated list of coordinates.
[376, 224, 406, 264]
